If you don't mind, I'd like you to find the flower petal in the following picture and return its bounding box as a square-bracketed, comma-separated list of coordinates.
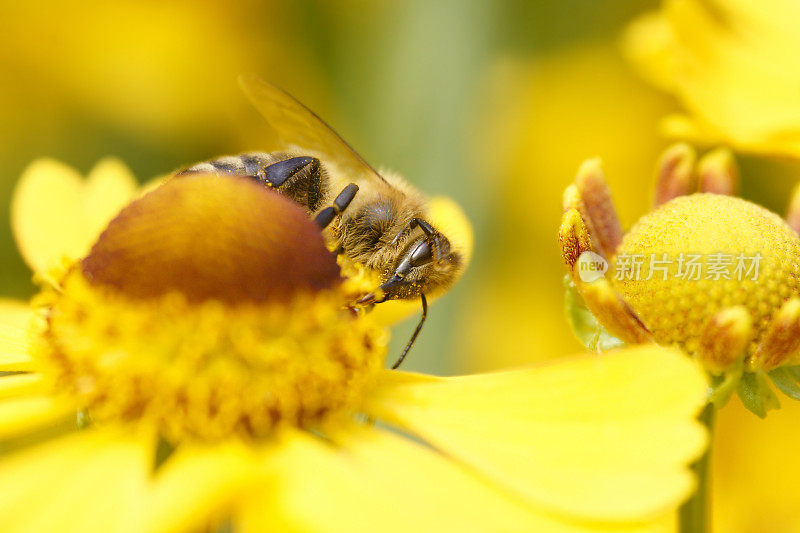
[0, 374, 47, 401]
[0, 298, 33, 329]
[369, 298, 426, 328]
[0, 395, 75, 439]
[428, 195, 473, 268]
[0, 299, 34, 371]
[141, 442, 260, 533]
[240, 427, 669, 533]
[83, 158, 140, 240]
[11, 158, 137, 276]
[364, 346, 708, 522]
[623, 0, 800, 157]
[0, 428, 150, 533]
[12, 159, 88, 275]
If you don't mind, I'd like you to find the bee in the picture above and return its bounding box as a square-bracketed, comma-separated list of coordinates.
[177, 76, 467, 368]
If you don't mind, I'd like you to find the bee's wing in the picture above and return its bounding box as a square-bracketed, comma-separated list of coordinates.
[239, 75, 389, 186]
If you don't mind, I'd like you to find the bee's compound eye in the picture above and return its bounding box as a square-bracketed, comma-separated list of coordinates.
[409, 240, 433, 267]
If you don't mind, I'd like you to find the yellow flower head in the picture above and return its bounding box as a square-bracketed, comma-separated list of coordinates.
[623, 0, 800, 158]
[616, 194, 800, 365]
[36, 175, 385, 442]
[560, 143, 800, 416]
[0, 158, 709, 532]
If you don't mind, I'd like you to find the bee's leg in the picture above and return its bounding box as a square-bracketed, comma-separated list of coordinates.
[412, 219, 446, 262]
[390, 218, 444, 262]
[390, 217, 434, 243]
[314, 183, 359, 229]
[390, 218, 421, 247]
[260, 156, 327, 212]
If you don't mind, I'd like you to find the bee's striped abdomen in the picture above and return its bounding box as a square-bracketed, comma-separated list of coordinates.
[177, 152, 272, 180]
[176, 152, 330, 214]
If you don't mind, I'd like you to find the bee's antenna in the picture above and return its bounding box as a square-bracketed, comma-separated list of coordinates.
[391, 293, 428, 369]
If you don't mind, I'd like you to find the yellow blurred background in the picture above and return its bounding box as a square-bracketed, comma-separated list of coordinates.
[2, 1, 799, 531]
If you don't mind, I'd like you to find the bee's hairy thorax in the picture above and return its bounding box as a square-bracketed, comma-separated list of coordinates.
[335, 187, 425, 272]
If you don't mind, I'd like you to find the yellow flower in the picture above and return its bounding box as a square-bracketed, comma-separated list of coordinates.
[0, 159, 709, 532]
[623, 0, 800, 158]
[559, 143, 800, 416]
[459, 43, 673, 372]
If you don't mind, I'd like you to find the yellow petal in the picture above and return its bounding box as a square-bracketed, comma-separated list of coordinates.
[83, 158, 139, 242]
[0, 395, 75, 439]
[365, 346, 708, 522]
[0, 299, 34, 371]
[0, 356, 36, 373]
[622, 11, 679, 92]
[12, 159, 87, 275]
[0, 428, 150, 533]
[240, 427, 668, 533]
[369, 297, 426, 327]
[140, 442, 260, 533]
[428, 195, 473, 268]
[624, 0, 800, 157]
[11, 158, 137, 276]
[0, 374, 47, 401]
[0, 298, 33, 329]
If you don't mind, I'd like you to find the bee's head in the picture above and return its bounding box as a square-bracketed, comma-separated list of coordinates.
[358, 219, 464, 305]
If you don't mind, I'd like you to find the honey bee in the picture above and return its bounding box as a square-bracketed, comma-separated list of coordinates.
[177, 76, 467, 368]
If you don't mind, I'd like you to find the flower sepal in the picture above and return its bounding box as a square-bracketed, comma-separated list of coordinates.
[707, 359, 742, 410]
[768, 365, 800, 402]
[564, 276, 624, 352]
[737, 371, 781, 418]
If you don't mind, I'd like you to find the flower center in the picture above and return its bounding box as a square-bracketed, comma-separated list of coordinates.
[613, 193, 800, 356]
[36, 270, 386, 442]
[31, 175, 388, 442]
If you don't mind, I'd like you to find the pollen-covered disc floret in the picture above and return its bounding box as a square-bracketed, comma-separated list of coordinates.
[615, 194, 800, 358]
[32, 175, 388, 441]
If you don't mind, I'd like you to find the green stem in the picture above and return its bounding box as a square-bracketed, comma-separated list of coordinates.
[679, 403, 716, 533]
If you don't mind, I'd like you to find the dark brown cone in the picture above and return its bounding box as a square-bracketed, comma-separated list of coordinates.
[82, 174, 341, 304]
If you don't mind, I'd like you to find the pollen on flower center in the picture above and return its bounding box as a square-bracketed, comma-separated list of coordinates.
[33, 175, 388, 442]
[613, 194, 800, 358]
